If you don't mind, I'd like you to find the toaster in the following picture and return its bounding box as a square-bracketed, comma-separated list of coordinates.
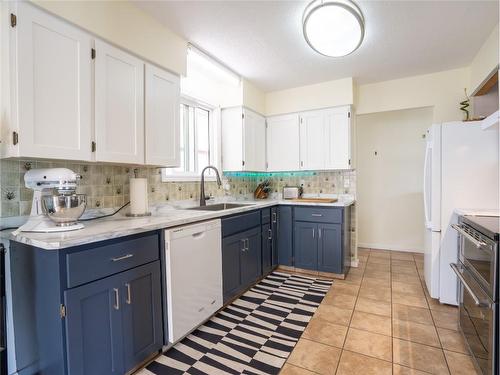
[283, 186, 302, 199]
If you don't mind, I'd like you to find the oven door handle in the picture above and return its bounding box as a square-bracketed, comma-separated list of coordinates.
[451, 224, 487, 248]
[450, 263, 490, 307]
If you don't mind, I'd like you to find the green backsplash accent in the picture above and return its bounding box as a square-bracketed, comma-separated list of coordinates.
[0, 159, 355, 217]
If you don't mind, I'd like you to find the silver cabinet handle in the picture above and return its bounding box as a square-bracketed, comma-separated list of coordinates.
[450, 263, 489, 307]
[311, 213, 323, 217]
[268, 229, 272, 240]
[245, 238, 249, 250]
[113, 288, 120, 310]
[318, 228, 322, 238]
[312, 228, 315, 238]
[451, 224, 486, 248]
[125, 283, 131, 305]
[272, 212, 277, 223]
[111, 254, 134, 262]
[241, 239, 246, 252]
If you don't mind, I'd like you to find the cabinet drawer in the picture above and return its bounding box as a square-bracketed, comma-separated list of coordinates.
[261, 208, 271, 224]
[66, 233, 160, 288]
[222, 210, 261, 237]
[294, 207, 342, 224]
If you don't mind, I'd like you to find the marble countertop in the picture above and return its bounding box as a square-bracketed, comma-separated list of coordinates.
[2, 197, 354, 250]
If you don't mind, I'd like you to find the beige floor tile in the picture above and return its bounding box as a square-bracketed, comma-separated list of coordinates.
[336, 350, 392, 375]
[437, 327, 469, 354]
[392, 319, 441, 347]
[287, 338, 341, 375]
[359, 285, 392, 303]
[350, 311, 392, 336]
[356, 298, 392, 317]
[392, 265, 419, 276]
[427, 298, 459, 314]
[280, 363, 317, 375]
[330, 282, 360, 296]
[392, 291, 428, 308]
[392, 304, 433, 325]
[315, 304, 353, 326]
[358, 248, 370, 255]
[392, 281, 425, 296]
[369, 251, 391, 258]
[367, 257, 391, 265]
[391, 252, 415, 261]
[362, 276, 391, 288]
[302, 316, 348, 348]
[444, 350, 480, 375]
[322, 292, 357, 309]
[393, 364, 429, 374]
[391, 260, 416, 268]
[431, 310, 459, 331]
[344, 328, 392, 362]
[393, 338, 449, 374]
[391, 272, 422, 285]
[365, 263, 391, 272]
[363, 269, 391, 281]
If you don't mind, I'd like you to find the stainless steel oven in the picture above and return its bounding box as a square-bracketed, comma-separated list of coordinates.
[451, 218, 498, 375]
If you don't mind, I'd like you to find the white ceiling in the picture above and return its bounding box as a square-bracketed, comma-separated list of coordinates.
[134, 0, 498, 92]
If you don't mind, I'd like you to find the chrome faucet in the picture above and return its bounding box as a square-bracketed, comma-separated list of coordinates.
[200, 166, 222, 206]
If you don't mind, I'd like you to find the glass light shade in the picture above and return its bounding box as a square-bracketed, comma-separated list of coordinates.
[303, 0, 365, 57]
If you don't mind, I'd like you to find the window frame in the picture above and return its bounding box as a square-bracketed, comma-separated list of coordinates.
[161, 96, 221, 182]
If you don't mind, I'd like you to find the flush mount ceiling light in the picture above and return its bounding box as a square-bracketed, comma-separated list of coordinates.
[303, 0, 365, 57]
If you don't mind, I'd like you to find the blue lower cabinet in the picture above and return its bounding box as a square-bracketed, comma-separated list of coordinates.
[271, 207, 278, 267]
[240, 227, 262, 286]
[122, 262, 163, 371]
[65, 272, 125, 375]
[294, 222, 318, 271]
[222, 233, 244, 302]
[261, 223, 272, 275]
[277, 206, 293, 266]
[318, 223, 342, 274]
[65, 261, 162, 375]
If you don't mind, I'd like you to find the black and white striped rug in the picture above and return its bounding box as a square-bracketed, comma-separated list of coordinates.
[140, 271, 333, 375]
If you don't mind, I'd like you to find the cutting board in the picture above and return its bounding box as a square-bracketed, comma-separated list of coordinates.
[290, 198, 338, 203]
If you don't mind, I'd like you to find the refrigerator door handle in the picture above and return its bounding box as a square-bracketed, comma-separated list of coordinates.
[423, 142, 432, 229]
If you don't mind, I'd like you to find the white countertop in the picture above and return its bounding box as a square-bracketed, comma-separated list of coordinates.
[2, 198, 354, 250]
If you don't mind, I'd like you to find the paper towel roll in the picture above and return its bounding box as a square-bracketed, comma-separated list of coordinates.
[130, 178, 149, 215]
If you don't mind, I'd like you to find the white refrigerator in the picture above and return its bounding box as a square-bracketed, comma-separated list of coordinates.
[423, 121, 499, 305]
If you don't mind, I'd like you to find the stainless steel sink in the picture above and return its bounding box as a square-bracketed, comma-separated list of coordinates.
[186, 203, 254, 211]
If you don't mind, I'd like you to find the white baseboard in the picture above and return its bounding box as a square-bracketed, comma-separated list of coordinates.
[358, 242, 424, 254]
[350, 259, 359, 267]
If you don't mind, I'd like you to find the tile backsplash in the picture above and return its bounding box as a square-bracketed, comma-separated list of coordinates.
[0, 159, 356, 218]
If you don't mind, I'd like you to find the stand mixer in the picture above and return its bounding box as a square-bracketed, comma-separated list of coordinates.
[18, 168, 87, 233]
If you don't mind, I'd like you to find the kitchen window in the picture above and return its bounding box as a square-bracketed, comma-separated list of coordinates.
[162, 98, 219, 181]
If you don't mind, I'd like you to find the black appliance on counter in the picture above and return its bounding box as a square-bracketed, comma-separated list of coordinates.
[451, 215, 499, 375]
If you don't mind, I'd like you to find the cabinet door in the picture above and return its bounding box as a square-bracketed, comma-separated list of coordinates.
[65, 273, 124, 375]
[271, 207, 279, 267]
[318, 223, 343, 274]
[221, 107, 244, 171]
[222, 233, 244, 303]
[266, 114, 300, 171]
[122, 262, 163, 372]
[325, 106, 351, 170]
[95, 39, 144, 164]
[277, 206, 294, 266]
[243, 108, 266, 171]
[261, 223, 272, 275]
[299, 111, 325, 170]
[145, 64, 180, 167]
[294, 222, 318, 271]
[15, 2, 92, 160]
[240, 227, 262, 287]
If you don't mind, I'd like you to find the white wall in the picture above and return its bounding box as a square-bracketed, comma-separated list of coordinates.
[242, 79, 266, 115]
[356, 68, 470, 123]
[356, 107, 434, 252]
[32, 0, 187, 76]
[470, 23, 499, 94]
[265, 77, 354, 116]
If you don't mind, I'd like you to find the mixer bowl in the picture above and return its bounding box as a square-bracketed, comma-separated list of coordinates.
[41, 194, 87, 226]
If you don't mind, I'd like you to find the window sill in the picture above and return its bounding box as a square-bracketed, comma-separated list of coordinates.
[161, 173, 217, 183]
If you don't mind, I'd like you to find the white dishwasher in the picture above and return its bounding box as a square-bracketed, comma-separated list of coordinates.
[164, 219, 223, 344]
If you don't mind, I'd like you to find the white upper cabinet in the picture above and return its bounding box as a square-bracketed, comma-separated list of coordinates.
[266, 114, 300, 172]
[12, 2, 92, 160]
[94, 39, 144, 164]
[145, 64, 180, 167]
[299, 110, 326, 170]
[221, 107, 266, 171]
[325, 106, 351, 170]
